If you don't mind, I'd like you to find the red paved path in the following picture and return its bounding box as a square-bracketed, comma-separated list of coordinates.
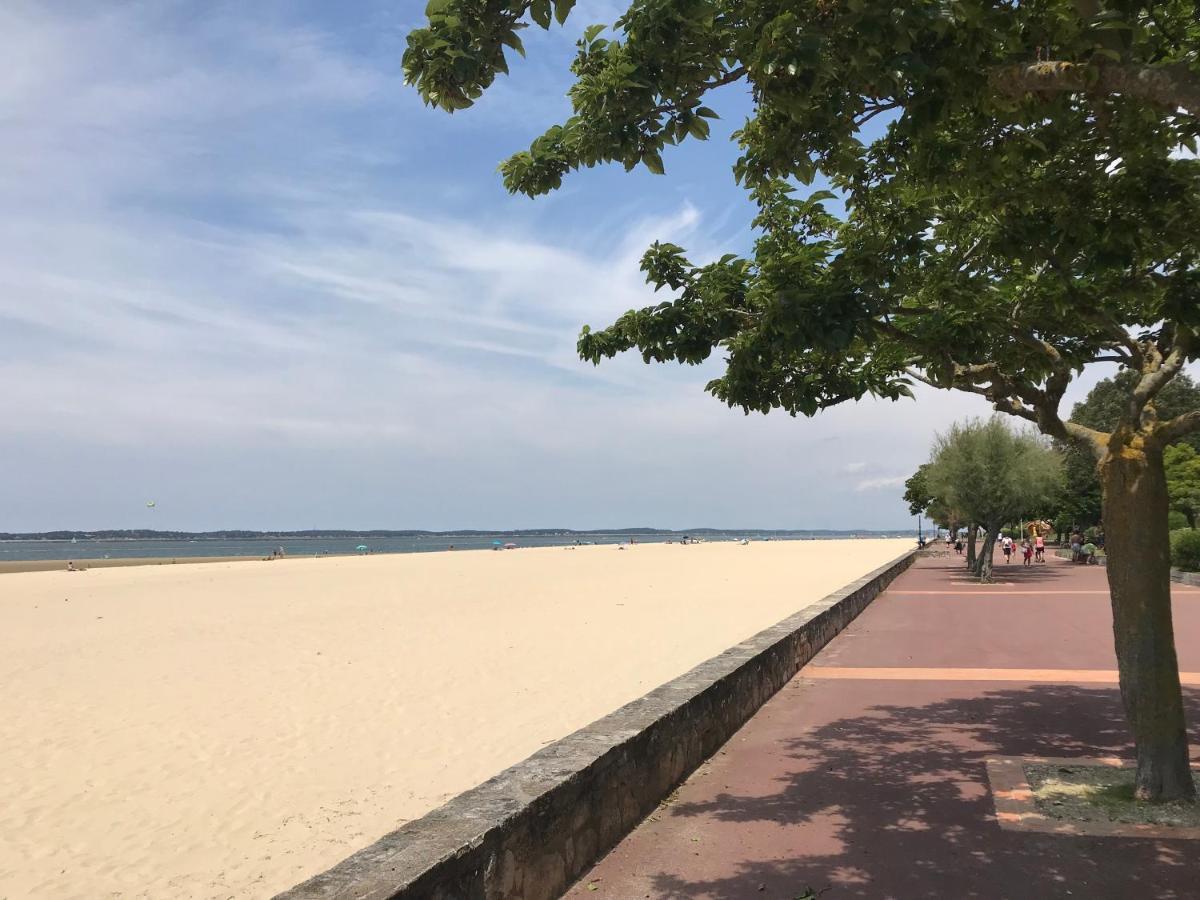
[565, 552, 1200, 900]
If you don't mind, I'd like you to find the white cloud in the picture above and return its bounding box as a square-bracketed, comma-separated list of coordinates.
[0, 1, 1116, 533]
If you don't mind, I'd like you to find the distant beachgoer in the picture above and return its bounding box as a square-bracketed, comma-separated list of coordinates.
[953, 538, 963, 555]
[1082, 540, 1098, 564]
[67, 561, 76, 572]
[1034, 534, 1045, 562]
[1001, 535, 1014, 563]
[1022, 541, 1033, 567]
[448, 545, 455, 551]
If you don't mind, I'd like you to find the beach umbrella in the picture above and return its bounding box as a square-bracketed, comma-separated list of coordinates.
[356, 544, 368, 552]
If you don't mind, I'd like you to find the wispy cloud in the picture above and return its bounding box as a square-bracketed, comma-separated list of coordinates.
[0, 1, 1033, 531]
[855, 476, 907, 493]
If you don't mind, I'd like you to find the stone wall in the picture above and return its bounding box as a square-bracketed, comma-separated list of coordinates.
[276, 550, 915, 900]
[1052, 548, 1200, 585]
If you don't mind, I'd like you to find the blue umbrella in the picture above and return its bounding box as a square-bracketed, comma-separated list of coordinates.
[356, 544, 368, 552]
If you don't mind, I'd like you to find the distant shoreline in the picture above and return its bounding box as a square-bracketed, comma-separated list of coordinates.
[0, 527, 915, 542]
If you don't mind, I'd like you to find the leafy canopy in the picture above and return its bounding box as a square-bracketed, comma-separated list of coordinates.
[904, 461, 962, 529]
[925, 417, 1065, 533]
[405, 0, 1200, 456]
[1057, 372, 1200, 527]
[1166, 444, 1200, 529]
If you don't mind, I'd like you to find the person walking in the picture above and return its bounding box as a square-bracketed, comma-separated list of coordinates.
[1022, 540, 1034, 567]
[1001, 534, 1014, 564]
[1034, 532, 1045, 563]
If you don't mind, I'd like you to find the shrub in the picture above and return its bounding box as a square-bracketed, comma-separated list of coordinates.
[1171, 529, 1200, 572]
[1168, 510, 1189, 532]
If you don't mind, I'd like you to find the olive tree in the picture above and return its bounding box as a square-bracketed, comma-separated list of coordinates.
[925, 418, 1064, 581]
[405, 0, 1200, 800]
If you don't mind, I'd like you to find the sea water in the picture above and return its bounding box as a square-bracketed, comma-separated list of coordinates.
[0, 531, 912, 562]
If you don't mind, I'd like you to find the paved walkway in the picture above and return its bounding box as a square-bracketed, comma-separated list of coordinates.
[565, 551, 1200, 899]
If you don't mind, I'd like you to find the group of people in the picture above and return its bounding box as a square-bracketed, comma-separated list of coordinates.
[1069, 531, 1101, 564]
[949, 531, 1047, 566]
[1000, 533, 1046, 566]
[947, 526, 1102, 566]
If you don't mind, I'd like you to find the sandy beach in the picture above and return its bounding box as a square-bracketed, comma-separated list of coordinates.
[0, 538, 909, 899]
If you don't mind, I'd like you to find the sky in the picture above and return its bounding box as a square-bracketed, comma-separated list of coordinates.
[0, 1, 1121, 532]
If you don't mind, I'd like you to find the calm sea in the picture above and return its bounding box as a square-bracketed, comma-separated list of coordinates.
[0, 531, 913, 562]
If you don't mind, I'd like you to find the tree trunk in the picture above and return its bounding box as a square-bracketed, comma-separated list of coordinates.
[977, 524, 1000, 582]
[1100, 441, 1196, 802]
[966, 524, 977, 571]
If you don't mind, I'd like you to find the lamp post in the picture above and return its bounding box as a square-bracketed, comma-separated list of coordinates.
[917, 514, 924, 548]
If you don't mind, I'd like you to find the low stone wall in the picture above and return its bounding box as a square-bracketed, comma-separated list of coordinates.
[1053, 549, 1199, 585]
[1054, 549, 1107, 566]
[276, 550, 916, 900]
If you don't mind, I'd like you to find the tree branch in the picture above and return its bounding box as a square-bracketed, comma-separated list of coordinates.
[990, 61, 1200, 116]
[646, 67, 747, 118]
[854, 101, 900, 128]
[1158, 411, 1200, 444]
[1132, 328, 1195, 420]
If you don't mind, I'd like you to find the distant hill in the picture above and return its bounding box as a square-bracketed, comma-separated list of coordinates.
[0, 527, 911, 541]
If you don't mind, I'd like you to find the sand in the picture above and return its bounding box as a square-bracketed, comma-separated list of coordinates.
[0, 556, 263, 575]
[0, 538, 909, 899]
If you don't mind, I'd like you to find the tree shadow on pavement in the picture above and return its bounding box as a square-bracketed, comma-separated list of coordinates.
[648, 684, 1200, 900]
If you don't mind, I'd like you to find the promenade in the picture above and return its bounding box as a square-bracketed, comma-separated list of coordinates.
[567, 551, 1200, 899]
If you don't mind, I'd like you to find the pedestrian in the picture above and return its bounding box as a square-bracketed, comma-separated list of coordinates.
[1082, 539, 1098, 565]
[954, 537, 963, 555]
[1001, 533, 1014, 563]
[1070, 531, 1083, 562]
[1034, 532, 1045, 563]
[1022, 540, 1034, 567]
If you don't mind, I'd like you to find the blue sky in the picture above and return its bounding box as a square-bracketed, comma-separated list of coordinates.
[0, 1, 1115, 532]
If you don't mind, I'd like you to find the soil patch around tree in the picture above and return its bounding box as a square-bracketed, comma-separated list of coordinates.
[988, 756, 1200, 838]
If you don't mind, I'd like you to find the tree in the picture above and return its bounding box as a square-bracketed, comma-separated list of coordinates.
[906, 461, 972, 563]
[1059, 373, 1200, 531]
[1166, 444, 1200, 530]
[406, 1, 1200, 800]
[903, 464, 934, 519]
[925, 418, 1064, 582]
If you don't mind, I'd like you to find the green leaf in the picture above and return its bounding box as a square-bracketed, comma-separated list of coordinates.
[695, 106, 719, 119]
[501, 30, 526, 56]
[530, 0, 551, 29]
[642, 150, 665, 175]
[554, 0, 575, 25]
[583, 23, 605, 43]
[686, 117, 711, 140]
